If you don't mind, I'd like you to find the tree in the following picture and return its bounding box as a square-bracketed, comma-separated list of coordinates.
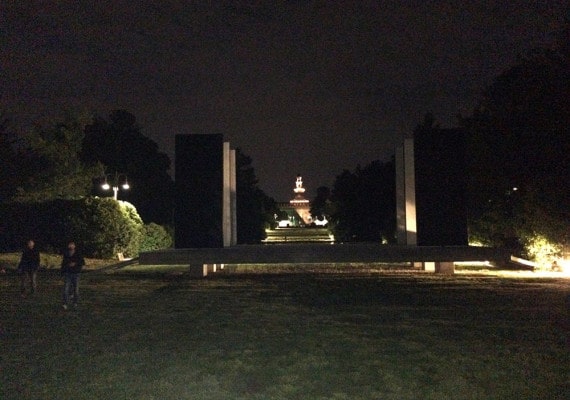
[310, 186, 333, 221]
[12, 112, 104, 202]
[0, 115, 20, 203]
[235, 148, 278, 243]
[328, 159, 396, 242]
[463, 27, 570, 256]
[81, 110, 174, 225]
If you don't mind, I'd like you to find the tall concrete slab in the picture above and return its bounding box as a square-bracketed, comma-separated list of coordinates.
[397, 129, 467, 248]
[404, 138, 417, 245]
[395, 138, 417, 245]
[395, 144, 406, 244]
[223, 142, 232, 247]
[230, 149, 237, 246]
[175, 134, 236, 249]
[414, 128, 468, 246]
[175, 134, 230, 248]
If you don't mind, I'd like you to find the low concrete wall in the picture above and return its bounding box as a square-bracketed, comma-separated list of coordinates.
[140, 244, 510, 268]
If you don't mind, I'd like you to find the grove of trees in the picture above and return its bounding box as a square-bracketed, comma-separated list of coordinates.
[81, 110, 175, 225]
[313, 22, 568, 266]
[0, 108, 276, 256]
[0, 110, 176, 257]
[463, 26, 569, 262]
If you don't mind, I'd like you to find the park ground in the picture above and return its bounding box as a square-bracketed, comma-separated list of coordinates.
[1, 258, 569, 400]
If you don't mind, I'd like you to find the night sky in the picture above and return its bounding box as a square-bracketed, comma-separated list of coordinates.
[1, 1, 566, 201]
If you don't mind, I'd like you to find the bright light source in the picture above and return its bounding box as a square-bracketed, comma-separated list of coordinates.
[524, 234, 561, 270]
[100, 172, 129, 200]
[314, 217, 328, 226]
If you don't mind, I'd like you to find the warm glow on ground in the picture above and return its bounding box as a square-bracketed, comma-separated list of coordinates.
[456, 268, 570, 279]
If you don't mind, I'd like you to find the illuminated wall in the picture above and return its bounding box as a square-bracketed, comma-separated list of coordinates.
[395, 138, 417, 245]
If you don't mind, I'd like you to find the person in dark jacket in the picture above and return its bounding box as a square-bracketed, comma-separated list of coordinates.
[61, 241, 85, 310]
[18, 239, 41, 297]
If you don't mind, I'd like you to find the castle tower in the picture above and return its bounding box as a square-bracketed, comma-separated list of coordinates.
[289, 174, 312, 225]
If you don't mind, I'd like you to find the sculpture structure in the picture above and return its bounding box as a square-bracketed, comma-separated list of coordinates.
[175, 134, 236, 248]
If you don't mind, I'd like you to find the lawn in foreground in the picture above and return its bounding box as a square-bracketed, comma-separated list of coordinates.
[1, 268, 569, 400]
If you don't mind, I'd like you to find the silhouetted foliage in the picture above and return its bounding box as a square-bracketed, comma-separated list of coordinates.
[329, 159, 396, 242]
[0, 115, 20, 203]
[235, 148, 278, 243]
[310, 186, 332, 220]
[82, 110, 174, 225]
[463, 26, 570, 254]
[10, 112, 104, 202]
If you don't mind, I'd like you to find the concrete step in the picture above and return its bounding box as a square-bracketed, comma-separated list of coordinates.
[263, 228, 334, 243]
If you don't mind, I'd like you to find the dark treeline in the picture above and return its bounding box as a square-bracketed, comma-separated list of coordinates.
[311, 160, 396, 243]
[235, 148, 279, 243]
[0, 110, 174, 226]
[82, 110, 175, 225]
[0, 109, 276, 251]
[315, 21, 569, 259]
[462, 21, 569, 258]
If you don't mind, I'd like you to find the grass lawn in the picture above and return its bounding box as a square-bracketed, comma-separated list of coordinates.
[1, 265, 569, 399]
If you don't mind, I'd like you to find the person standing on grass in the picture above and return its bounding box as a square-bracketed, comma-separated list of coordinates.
[61, 241, 85, 310]
[18, 239, 40, 297]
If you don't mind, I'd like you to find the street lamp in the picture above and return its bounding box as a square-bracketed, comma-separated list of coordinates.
[101, 172, 130, 200]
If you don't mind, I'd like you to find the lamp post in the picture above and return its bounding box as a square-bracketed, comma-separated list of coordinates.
[101, 172, 130, 200]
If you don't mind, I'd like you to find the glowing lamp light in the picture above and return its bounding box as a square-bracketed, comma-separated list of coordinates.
[101, 172, 130, 200]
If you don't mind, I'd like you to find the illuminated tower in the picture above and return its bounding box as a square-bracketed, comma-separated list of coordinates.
[290, 174, 312, 225]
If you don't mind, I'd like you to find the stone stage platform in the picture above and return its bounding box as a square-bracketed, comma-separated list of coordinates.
[139, 244, 511, 277]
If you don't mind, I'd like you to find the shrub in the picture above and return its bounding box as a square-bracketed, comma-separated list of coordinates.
[0, 197, 144, 259]
[522, 233, 562, 270]
[66, 198, 143, 258]
[139, 223, 173, 253]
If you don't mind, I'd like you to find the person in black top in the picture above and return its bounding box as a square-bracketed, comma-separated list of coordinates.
[18, 239, 40, 297]
[61, 241, 85, 310]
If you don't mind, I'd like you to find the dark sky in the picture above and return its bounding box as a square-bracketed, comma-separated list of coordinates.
[1, 1, 566, 201]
